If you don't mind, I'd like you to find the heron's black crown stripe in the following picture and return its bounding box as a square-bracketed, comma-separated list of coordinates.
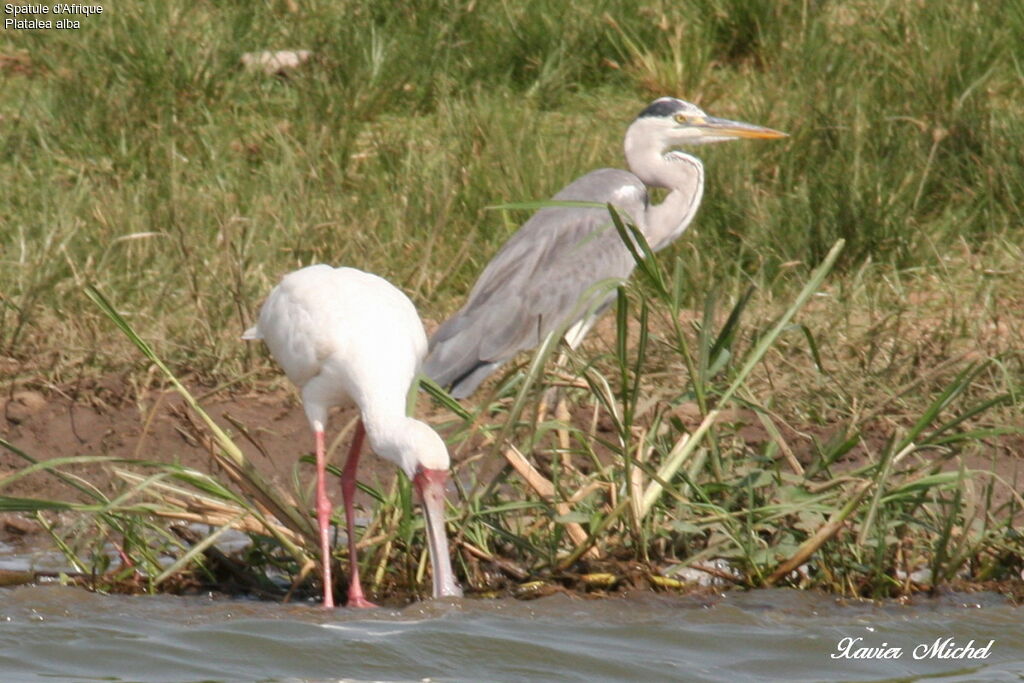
[637, 99, 684, 119]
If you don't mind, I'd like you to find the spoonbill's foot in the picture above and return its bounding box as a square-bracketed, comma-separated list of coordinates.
[347, 595, 378, 609]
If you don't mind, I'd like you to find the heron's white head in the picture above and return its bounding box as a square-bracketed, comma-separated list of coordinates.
[625, 97, 787, 156]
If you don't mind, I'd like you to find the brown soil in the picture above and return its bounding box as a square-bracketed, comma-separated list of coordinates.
[0, 378, 408, 544]
[2, 367, 1022, 605]
[4, 370, 1021, 535]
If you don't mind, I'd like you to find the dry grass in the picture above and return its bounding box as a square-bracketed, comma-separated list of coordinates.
[1, 0, 1021, 602]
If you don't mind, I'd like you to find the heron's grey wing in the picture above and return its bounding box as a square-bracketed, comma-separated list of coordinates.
[424, 169, 647, 397]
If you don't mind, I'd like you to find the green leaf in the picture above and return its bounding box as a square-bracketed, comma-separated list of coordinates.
[0, 496, 74, 512]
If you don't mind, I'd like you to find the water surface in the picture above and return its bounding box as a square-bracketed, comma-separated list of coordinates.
[1, 584, 1020, 682]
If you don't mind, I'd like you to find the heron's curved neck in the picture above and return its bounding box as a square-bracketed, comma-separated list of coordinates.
[624, 131, 704, 252]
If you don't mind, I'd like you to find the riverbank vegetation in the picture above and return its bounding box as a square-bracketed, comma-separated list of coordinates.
[1, 1, 1021, 602]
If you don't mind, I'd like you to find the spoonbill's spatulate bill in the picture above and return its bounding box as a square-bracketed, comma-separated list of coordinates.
[424, 97, 786, 398]
[244, 264, 462, 607]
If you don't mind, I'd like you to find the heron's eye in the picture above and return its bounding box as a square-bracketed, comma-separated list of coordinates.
[673, 113, 689, 124]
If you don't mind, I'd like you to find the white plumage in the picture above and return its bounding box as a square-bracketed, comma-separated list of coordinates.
[244, 264, 461, 607]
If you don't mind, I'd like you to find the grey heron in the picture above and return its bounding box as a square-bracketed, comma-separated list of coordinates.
[424, 97, 786, 399]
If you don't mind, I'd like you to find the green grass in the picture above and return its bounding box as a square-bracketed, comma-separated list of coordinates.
[3, 238, 1019, 601]
[1, 1, 1022, 601]
[2, 0, 1021, 381]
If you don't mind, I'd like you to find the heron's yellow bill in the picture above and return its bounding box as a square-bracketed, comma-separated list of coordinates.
[703, 116, 788, 139]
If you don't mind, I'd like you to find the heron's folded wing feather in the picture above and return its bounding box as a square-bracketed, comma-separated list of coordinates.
[425, 169, 646, 391]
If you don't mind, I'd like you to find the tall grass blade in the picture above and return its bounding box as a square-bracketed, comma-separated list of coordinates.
[85, 285, 316, 563]
[638, 239, 845, 518]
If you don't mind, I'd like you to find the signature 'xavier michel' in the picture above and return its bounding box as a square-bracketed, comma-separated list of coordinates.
[832, 636, 994, 660]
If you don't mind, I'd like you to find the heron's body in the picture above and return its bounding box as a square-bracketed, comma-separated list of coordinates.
[244, 265, 461, 606]
[425, 169, 654, 396]
[425, 97, 783, 398]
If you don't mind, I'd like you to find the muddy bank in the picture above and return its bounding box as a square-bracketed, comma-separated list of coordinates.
[3, 373, 1022, 516]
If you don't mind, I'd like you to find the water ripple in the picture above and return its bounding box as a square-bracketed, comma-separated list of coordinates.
[0, 586, 1020, 682]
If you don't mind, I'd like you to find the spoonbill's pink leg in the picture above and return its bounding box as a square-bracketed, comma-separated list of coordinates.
[314, 428, 335, 608]
[341, 421, 377, 608]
